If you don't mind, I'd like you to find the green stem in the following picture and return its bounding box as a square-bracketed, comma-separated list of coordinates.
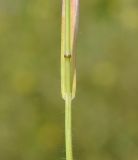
[64, 0, 73, 160]
[65, 0, 71, 56]
[64, 55, 73, 160]
[65, 94, 73, 160]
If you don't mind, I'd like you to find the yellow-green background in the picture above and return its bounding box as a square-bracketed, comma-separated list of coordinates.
[0, 0, 138, 160]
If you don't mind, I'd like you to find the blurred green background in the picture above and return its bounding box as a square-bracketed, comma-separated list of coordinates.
[0, 0, 138, 160]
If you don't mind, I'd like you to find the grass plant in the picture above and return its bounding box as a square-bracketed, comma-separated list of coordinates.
[61, 0, 79, 160]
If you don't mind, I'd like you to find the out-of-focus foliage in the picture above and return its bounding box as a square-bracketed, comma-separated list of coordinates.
[0, 0, 138, 160]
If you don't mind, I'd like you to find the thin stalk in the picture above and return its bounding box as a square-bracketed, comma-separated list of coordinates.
[65, 94, 73, 160]
[65, 0, 71, 57]
[61, 0, 79, 160]
[64, 0, 72, 159]
[64, 28, 72, 160]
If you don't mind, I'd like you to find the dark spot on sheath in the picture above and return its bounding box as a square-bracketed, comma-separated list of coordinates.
[64, 54, 71, 58]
